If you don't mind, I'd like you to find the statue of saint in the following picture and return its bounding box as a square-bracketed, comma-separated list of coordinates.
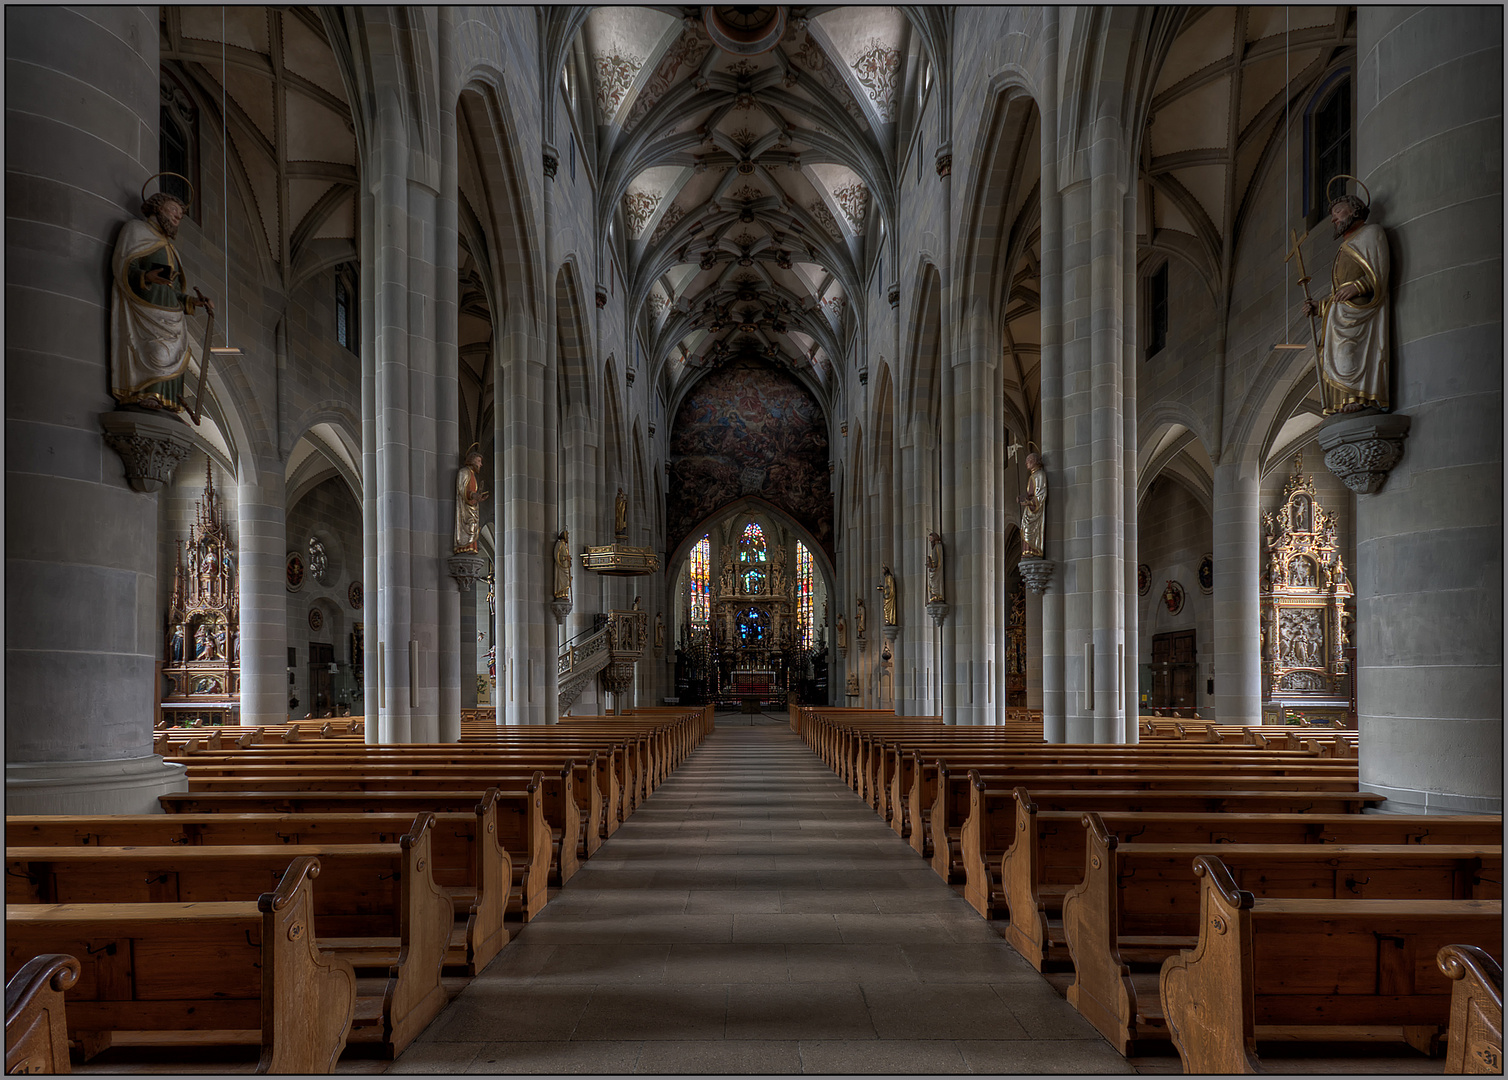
[654, 613, 665, 652]
[552, 530, 572, 599]
[193, 623, 210, 660]
[614, 487, 628, 538]
[1019, 453, 1047, 558]
[110, 186, 213, 411]
[719, 545, 735, 596]
[212, 623, 226, 662]
[836, 613, 847, 652]
[632, 594, 642, 611]
[925, 532, 945, 604]
[771, 542, 788, 594]
[854, 597, 867, 636]
[453, 447, 489, 554]
[845, 670, 860, 697]
[1301, 187, 1391, 414]
[169, 624, 185, 664]
[878, 565, 897, 626]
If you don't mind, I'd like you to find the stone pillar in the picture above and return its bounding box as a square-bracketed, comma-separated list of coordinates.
[238, 468, 288, 725]
[1353, 6, 1502, 812]
[1042, 128, 1133, 743]
[460, 582, 478, 708]
[5, 5, 186, 812]
[952, 323, 1002, 726]
[1211, 461, 1262, 725]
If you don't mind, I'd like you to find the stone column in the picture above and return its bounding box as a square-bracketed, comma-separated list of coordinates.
[238, 468, 288, 725]
[1211, 461, 1262, 725]
[5, 5, 186, 812]
[435, 12, 462, 742]
[1353, 6, 1503, 812]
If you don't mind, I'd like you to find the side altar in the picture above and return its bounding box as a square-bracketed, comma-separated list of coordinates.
[1260, 455, 1354, 726]
[160, 464, 240, 725]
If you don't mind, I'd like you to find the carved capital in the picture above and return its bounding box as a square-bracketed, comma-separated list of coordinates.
[887, 282, 899, 309]
[882, 624, 900, 643]
[925, 601, 950, 628]
[1017, 557, 1055, 595]
[1316, 412, 1411, 494]
[934, 148, 953, 178]
[542, 147, 559, 179]
[447, 553, 488, 592]
[99, 409, 195, 493]
[595, 284, 608, 309]
[550, 597, 573, 625]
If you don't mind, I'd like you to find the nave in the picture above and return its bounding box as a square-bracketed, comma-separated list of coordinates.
[386, 718, 1134, 1076]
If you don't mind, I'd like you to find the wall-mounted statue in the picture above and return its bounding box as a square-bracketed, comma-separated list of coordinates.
[453, 446, 489, 554]
[878, 565, 897, 626]
[553, 530, 572, 600]
[846, 670, 860, 697]
[1301, 178, 1391, 415]
[654, 613, 665, 652]
[111, 178, 214, 411]
[614, 487, 628, 539]
[854, 596, 867, 637]
[719, 543, 735, 596]
[836, 612, 847, 652]
[1019, 452, 1047, 557]
[925, 531, 945, 603]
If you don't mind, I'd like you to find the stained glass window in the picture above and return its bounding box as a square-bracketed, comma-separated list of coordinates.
[689, 535, 710, 631]
[737, 607, 769, 646]
[738, 522, 766, 563]
[796, 543, 813, 648]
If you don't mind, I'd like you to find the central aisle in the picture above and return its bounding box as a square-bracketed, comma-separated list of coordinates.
[389, 719, 1132, 1074]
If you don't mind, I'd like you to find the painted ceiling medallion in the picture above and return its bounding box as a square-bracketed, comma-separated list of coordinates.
[704, 5, 787, 56]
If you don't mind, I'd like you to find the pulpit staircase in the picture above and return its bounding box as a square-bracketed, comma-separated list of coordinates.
[558, 609, 648, 712]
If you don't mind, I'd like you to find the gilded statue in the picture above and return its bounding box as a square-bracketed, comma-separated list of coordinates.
[614, 487, 628, 538]
[454, 447, 489, 554]
[878, 565, 897, 626]
[925, 531, 945, 603]
[854, 596, 867, 636]
[552, 530, 572, 600]
[111, 179, 214, 411]
[1019, 452, 1047, 558]
[1300, 180, 1391, 415]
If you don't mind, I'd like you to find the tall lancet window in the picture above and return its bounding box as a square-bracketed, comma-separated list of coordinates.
[796, 543, 813, 647]
[739, 522, 767, 595]
[689, 535, 710, 631]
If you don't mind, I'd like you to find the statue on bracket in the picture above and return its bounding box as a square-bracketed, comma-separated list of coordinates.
[1019, 452, 1047, 557]
[453, 445, 489, 554]
[111, 175, 214, 412]
[552, 530, 573, 600]
[1300, 177, 1391, 415]
[654, 613, 665, 653]
[836, 612, 847, 652]
[614, 487, 628, 539]
[719, 543, 735, 597]
[878, 565, 897, 626]
[854, 596, 867, 637]
[925, 532, 945, 603]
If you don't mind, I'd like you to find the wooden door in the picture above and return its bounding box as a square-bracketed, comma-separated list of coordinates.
[308, 642, 334, 715]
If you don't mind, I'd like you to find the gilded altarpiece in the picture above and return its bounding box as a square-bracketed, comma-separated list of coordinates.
[710, 522, 797, 705]
[1260, 457, 1352, 709]
[161, 464, 240, 723]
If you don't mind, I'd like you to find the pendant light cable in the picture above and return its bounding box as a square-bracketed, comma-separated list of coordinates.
[222, 7, 230, 347]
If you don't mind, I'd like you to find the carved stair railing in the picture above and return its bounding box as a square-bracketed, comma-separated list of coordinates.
[558, 622, 612, 713]
[557, 610, 649, 713]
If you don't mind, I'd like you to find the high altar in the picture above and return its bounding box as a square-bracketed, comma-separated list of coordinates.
[1259, 455, 1354, 725]
[160, 464, 240, 725]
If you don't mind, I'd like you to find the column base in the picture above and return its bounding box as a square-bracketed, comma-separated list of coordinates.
[6, 755, 188, 815]
[1358, 780, 1502, 816]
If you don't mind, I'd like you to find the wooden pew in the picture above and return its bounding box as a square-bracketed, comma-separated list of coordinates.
[5, 855, 356, 1073]
[1060, 812, 1501, 1054]
[9, 795, 514, 977]
[1439, 944, 1503, 1074]
[7, 817, 453, 1058]
[5, 953, 79, 1075]
[176, 763, 581, 888]
[995, 785, 1502, 967]
[1160, 856, 1503, 1073]
[161, 784, 551, 923]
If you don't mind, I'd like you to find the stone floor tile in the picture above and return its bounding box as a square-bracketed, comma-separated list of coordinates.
[992, 984, 1109, 1039]
[797, 1038, 969, 1074]
[835, 912, 958, 944]
[684, 888, 784, 913]
[633, 1039, 803, 1074]
[724, 982, 877, 1041]
[462, 1040, 643, 1075]
[386, 1040, 483, 1072]
[783, 943, 920, 984]
[421, 983, 597, 1042]
[955, 1038, 1137, 1074]
[900, 942, 1047, 983]
[778, 888, 879, 914]
[532, 943, 671, 983]
[571, 983, 730, 1041]
[663, 942, 790, 983]
[732, 913, 844, 943]
[861, 982, 1030, 1040]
